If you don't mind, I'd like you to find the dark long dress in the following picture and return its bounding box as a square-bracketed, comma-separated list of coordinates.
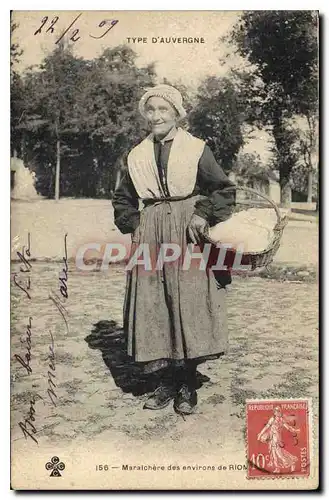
[112, 134, 235, 373]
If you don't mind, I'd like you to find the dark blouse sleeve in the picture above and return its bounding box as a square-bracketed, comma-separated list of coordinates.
[112, 162, 140, 234]
[194, 144, 236, 226]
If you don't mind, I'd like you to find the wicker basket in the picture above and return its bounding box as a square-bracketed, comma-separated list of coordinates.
[205, 186, 289, 271]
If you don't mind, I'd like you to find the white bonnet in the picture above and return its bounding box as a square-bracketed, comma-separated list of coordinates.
[138, 84, 187, 120]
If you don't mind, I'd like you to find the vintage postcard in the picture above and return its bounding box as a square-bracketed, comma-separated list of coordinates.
[10, 10, 319, 490]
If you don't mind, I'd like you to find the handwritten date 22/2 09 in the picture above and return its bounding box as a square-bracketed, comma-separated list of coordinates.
[34, 13, 119, 44]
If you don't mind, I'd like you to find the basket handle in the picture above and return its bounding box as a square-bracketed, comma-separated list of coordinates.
[222, 185, 282, 224]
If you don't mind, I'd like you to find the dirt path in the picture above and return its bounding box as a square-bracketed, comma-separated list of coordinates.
[11, 263, 318, 456]
[11, 199, 318, 269]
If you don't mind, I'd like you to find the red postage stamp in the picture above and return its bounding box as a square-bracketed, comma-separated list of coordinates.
[246, 399, 311, 479]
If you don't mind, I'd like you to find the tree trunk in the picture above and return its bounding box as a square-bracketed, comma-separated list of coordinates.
[272, 116, 293, 209]
[280, 176, 292, 208]
[55, 139, 60, 201]
[20, 133, 25, 160]
[307, 170, 313, 204]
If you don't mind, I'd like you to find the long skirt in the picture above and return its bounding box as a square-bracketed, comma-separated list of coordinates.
[123, 196, 228, 369]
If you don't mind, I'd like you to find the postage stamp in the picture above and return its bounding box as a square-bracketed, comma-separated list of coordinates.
[246, 399, 312, 479]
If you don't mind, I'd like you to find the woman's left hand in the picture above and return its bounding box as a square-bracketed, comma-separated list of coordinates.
[188, 214, 209, 244]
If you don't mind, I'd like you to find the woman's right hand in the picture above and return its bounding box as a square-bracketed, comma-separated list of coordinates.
[187, 214, 209, 244]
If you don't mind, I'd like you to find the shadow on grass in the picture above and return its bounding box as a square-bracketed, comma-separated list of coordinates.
[85, 320, 211, 398]
[85, 320, 159, 396]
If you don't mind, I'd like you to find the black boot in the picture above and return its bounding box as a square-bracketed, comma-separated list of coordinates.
[143, 368, 175, 410]
[143, 384, 175, 410]
[173, 363, 198, 415]
[174, 384, 197, 415]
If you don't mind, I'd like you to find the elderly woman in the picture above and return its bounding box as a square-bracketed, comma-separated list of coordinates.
[113, 84, 235, 415]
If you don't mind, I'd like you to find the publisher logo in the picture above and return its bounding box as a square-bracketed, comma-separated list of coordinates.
[45, 456, 65, 477]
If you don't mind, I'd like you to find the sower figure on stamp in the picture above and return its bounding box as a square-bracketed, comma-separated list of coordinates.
[113, 84, 236, 415]
[257, 406, 300, 473]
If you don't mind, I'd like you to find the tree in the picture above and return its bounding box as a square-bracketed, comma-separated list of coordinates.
[230, 11, 318, 206]
[10, 19, 24, 157]
[189, 76, 244, 171]
[291, 115, 318, 202]
[232, 152, 271, 185]
[301, 115, 318, 203]
[10, 17, 23, 69]
[75, 45, 156, 196]
[16, 43, 90, 199]
[14, 44, 156, 199]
